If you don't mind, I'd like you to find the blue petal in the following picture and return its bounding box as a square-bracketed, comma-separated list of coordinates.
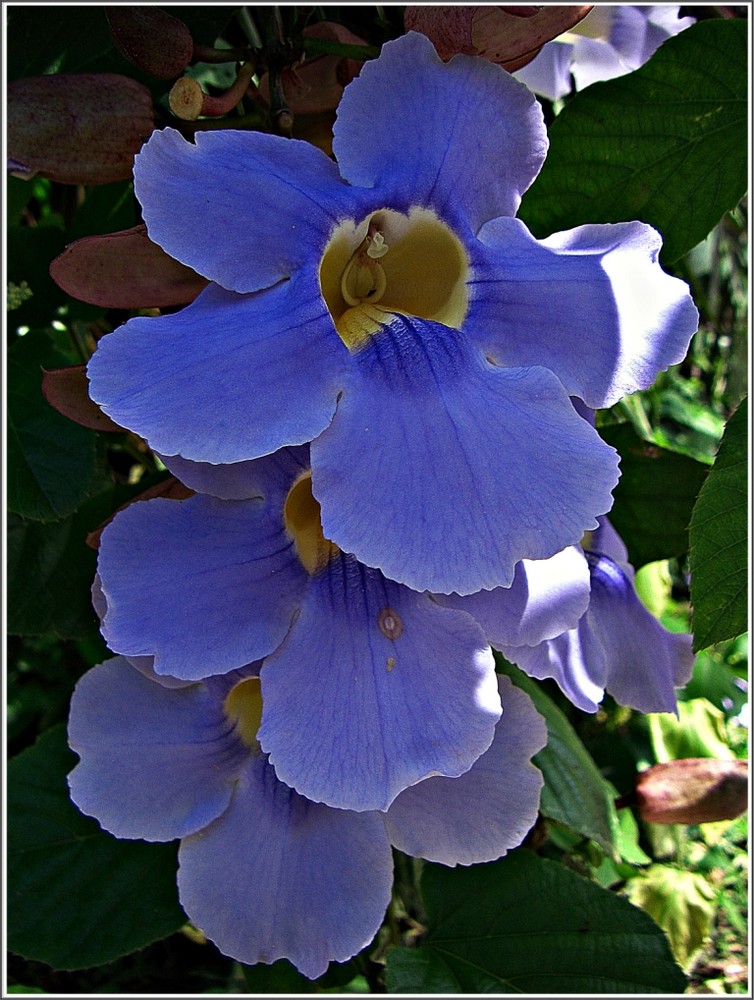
[507, 628, 606, 713]
[332, 32, 547, 233]
[98, 494, 307, 680]
[134, 127, 370, 293]
[87, 279, 348, 464]
[68, 657, 246, 841]
[513, 41, 575, 101]
[312, 314, 619, 595]
[177, 754, 392, 979]
[472, 218, 698, 408]
[384, 675, 545, 865]
[258, 552, 501, 812]
[436, 546, 591, 647]
[584, 552, 695, 713]
[161, 447, 309, 501]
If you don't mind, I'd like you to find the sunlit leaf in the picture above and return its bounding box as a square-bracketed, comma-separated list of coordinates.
[628, 865, 716, 970]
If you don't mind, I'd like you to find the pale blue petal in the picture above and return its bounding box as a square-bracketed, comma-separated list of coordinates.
[177, 755, 392, 979]
[98, 495, 307, 680]
[333, 32, 547, 232]
[571, 35, 633, 89]
[160, 447, 309, 502]
[584, 552, 694, 713]
[312, 314, 619, 595]
[513, 41, 575, 101]
[384, 675, 545, 865]
[259, 552, 501, 812]
[134, 127, 370, 293]
[473, 218, 698, 408]
[507, 630, 606, 714]
[436, 546, 591, 648]
[87, 279, 348, 465]
[68, 657, 245, 841]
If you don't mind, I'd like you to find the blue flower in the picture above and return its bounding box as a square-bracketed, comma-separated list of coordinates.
[499, 517, 695, 714]
[87, 31, 697, 596]
[94, 444, 590, 812]
[68, 656, 546, 978]
[514, 5, 695, 101]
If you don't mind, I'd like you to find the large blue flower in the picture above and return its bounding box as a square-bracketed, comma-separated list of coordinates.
[68, 656, 546, 978]
[87, 31, 697, 595]
[94, 445, 588, 812]
[500, 517, 695, 713]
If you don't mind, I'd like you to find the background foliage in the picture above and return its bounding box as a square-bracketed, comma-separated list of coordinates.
[5, 5, 749, 995]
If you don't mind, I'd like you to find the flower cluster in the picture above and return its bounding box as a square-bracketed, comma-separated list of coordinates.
[68, 31, 698, 977]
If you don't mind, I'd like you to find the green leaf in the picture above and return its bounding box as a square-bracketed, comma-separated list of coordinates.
[385, 851, 686, 993]
[648, 698, 736, 763]
[519, 19, 748, 263]
[7, 225, 68, 329]
[628, 865, 717, 970]
[689, 398, 748, 650]
[496, 657, 617, 855]
[8, 331, 100, 522]
[242, 960, 317, 993]
[600, 423, 709, 568]
[7, 725, 186, 970]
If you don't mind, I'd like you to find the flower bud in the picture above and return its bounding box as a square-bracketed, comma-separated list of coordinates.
[635, 758, 748, 825]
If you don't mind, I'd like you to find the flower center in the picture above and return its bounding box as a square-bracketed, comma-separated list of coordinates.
[319, 207, 470, 350]
[284, 472, 339, 574]
[224, 676, 264, 749]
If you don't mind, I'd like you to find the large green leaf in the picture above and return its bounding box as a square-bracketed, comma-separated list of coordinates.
[385, 851, 686, 993]
[689, 398, 748, 650]
[600, 423, 709, 568]
[497, 657, 617, 855]
[8, 331, 100, 522]
[519, 19, 748, 263]
[8, 725, 186, 970]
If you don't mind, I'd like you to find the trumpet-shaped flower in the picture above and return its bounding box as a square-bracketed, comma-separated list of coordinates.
[68, 657, 546, 978]
[94, 445, 587, 812]
[514, 5, 695, 101]
[86, 31, 697, 596]
[500, 517, 695, 714]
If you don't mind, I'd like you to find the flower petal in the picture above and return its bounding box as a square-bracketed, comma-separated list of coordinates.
[67, 657, 245, 840]
[177, 755, 392, 979]
[436, 545, 591, 647]
[513, 41, 575, 101]
[87, 278, 348, 464]
[134, 127, 368, 292]
[332, 32, 547, 232]
[161, 447, 310, 501]
[97, 494, 307, 680]
[473, 218, 698, 408]
[312, 315, 619, 595]
[583, 553, 695, 713]
[384, 675, 545, 865]
[259, 552, 501, 812]
[508, 630, 606, 713]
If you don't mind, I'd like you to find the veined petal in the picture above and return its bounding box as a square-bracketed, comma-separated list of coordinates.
[134, 127, 370, 293]
[509, 630, 606, 714]
[436, 546, 591, 648]
[87, 278, 348, 464]
[584, 553, 695, 713]
[68, 657, 245, 841]
[97, 495, 307, 680]
[259, 552, 501, 812]
[473, 218, 698, 408]
[384, 675, 545, 865]
[312, 314, 619, 595]
[333, 32, 547, 233]
[177, 755, 392, 980]
[160, 447, 309, 502]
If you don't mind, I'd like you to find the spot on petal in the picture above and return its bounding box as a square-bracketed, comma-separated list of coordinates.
[378, 607, 403, 640]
